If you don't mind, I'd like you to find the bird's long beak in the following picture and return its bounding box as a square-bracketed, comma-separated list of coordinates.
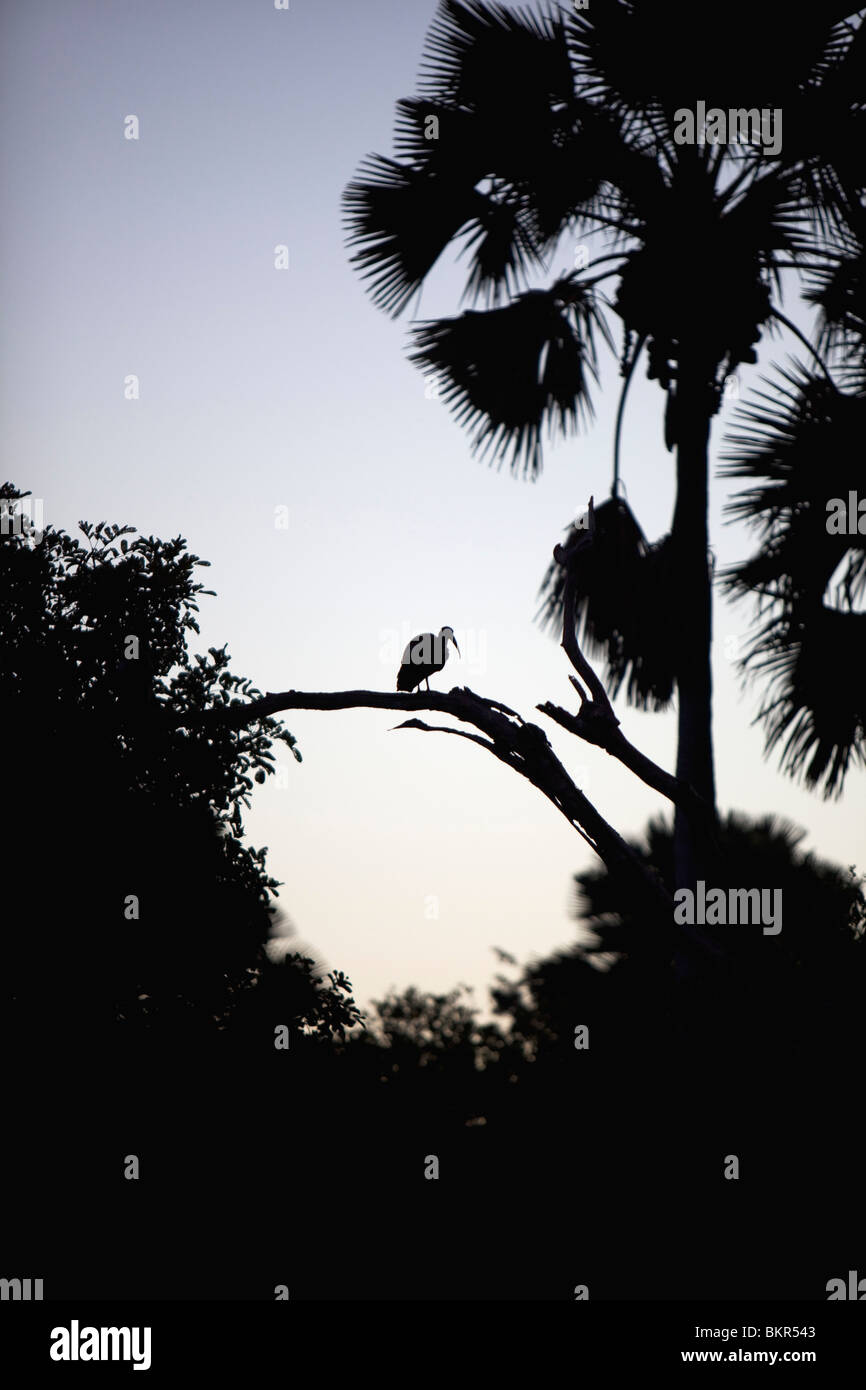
[451, 635, 461, 658]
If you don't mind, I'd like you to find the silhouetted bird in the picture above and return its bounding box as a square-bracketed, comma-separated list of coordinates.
[396, 626, 460, 692]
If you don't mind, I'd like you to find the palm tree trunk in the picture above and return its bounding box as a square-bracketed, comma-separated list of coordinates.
[670, 352, 718, 900]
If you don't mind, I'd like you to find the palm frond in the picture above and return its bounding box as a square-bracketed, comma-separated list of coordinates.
[721, 362, 866, 530]
[736, 604, 866, 796]
[805, 247, 866, 383]
[721, 350, 866, 794]
[457, 192, 546, 305]
[409, 276, 611, 476]
[569, 1, 858, 118]
[419, 0, 574, 112]
[409, 3, 637, 247]
[343, 155, 483, 317]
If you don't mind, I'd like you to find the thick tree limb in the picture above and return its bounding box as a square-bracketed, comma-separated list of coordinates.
[537, 699, 713, 829]
[186, 685, 674, 921]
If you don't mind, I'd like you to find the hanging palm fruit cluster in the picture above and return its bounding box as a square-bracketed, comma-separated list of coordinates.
[613, 202, 773, 421]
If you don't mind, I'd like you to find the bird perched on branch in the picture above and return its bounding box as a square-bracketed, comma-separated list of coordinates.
[396, 626, 461, 692]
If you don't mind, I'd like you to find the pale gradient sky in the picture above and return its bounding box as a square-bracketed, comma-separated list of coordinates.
[2, 0, 863, 1011]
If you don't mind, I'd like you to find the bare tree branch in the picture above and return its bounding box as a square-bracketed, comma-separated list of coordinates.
[391, 716, 497, 755]
[542, 503, 716, 832]
[552, 498, 619, 725]
[185, 685, 675, 923]
[179, 578, 724, 963]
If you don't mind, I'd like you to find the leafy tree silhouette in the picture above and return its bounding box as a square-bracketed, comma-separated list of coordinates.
[1, 487, 362, 1298]
[1, 484, 360, 1051]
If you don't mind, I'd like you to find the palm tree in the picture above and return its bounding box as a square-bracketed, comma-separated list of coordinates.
[344, 0, 865, 892]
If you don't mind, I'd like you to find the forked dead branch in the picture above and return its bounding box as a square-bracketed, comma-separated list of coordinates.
[188, 503, 723, 961]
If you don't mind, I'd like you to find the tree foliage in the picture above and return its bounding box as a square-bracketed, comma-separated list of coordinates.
[0, 484, 360, 1046]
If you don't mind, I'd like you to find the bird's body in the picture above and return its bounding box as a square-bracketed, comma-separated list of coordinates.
[396, 626, 460, 692]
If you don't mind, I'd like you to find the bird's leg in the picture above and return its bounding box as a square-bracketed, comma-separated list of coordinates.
[425, 678, 430, 692]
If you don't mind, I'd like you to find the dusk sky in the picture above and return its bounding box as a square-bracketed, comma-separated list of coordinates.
[3, 0, 863, 1011]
